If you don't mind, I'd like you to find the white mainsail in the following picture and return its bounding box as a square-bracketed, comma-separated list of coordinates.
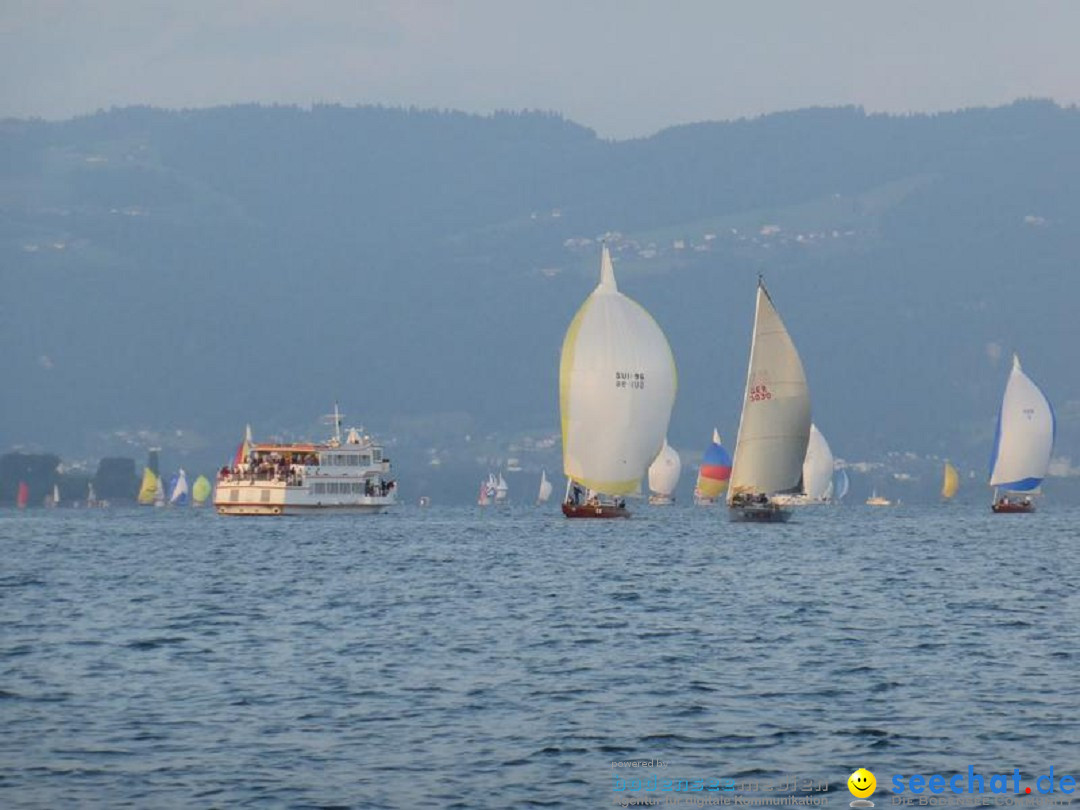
[537, 470, 553, 504]
[495, 473, 509, 502]
[560, 244, 677, 495]
[989, 354, 1055, 492]
[647, 438, 681, 498]
[802, 424, 835, 501]
[727, 281, 811, 502]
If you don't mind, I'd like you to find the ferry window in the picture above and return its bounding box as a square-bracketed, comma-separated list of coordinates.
[230, 489, 239, 502]
[359, 454, 371, 465]
[372, 449, 382, 462]
[347, 455, 358, 466]
[260, 489, 270, 503]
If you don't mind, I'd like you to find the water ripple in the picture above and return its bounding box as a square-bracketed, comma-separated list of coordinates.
[1, 504, 1078, 806]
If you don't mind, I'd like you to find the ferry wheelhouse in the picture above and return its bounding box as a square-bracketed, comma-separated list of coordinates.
[214, 414, 396, 516]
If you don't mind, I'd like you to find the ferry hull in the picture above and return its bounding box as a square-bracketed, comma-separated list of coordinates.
[214, 481, 393, 516]
[216, 502, 391, 516]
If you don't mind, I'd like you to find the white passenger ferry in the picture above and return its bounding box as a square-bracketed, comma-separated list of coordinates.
[214, 408, 396, 516]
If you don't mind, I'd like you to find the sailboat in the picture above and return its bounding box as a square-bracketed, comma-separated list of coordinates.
[536, 470, 553, 505]
[560, 244, 677, 518]
[477, 475, 494, 506]
[137, 467, 159, 505]
[774, 423, 834, 505]
[694, 429, 732, 505]
[804, 424, 835, 502]
[86, 480, 108, 508]
[16, 481, 29, 509]
[941, 461, 960, 501]
[989, 353, 1055, 513]
[495, 473, 509, 503]
[647, 438, 681, 505]
[191, 475, 211, 507]
[45, 483, 61, 508]
[168, 469, 190, 506]
[833, 468, 850, 502]
[727, 279, 811, 523]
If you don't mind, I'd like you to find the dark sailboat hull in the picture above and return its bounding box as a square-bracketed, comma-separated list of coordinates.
[991, 501, 1035, 513]
[728, 504, 793, 523]
[562, 502, 630, 519]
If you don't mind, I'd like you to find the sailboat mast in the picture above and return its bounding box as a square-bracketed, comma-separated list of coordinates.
[728, 281, 766, 502]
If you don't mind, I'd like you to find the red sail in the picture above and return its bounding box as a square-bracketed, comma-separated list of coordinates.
[16, 481, 29, 508]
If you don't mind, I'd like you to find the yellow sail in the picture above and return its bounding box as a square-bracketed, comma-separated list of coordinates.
[137, 468, 159, 504]
[192, 475, 212, 505]
[941, 461, 960, 500]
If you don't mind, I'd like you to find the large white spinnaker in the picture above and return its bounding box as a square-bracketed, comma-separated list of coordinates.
[727, 281, 811, 502]
[989, 354, 1055, 492]
[560, 245, 677, 495]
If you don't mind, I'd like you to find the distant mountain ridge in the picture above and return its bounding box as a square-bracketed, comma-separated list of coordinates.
[2, 99, 1079, 500]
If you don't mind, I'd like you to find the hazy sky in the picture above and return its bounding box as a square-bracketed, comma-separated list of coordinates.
[2, 0, 1078, 139]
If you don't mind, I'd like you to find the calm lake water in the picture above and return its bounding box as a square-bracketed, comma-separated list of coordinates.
[2, 504, 1079, 808]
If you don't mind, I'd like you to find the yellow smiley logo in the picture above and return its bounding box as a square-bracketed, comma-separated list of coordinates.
[848, 768, 876, 798]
